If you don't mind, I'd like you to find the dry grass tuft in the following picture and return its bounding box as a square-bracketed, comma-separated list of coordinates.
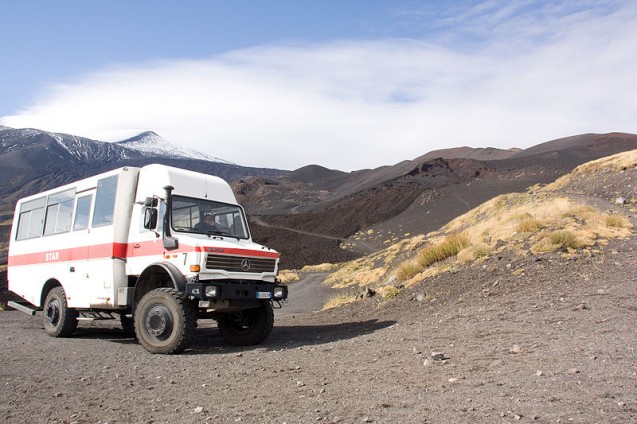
[516, 216, 543, 234]
[396, 233, 469, 282]
[323, 293, 358, 310]
[301, 263, 342, 273]
[277, 270, 301, 284]
[417, 233, 470, 268]
[530, 230, 584, 254]
[547, 230, 584, 250]
[457, 243, 493, 263]
[548, 230, 583, 250]
[396, 261, 422, 282]
[606, 214, 630, 228]
[377, 285, 401, 300]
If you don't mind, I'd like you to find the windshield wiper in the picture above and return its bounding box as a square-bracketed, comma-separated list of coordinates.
[205, 230, 241, 241]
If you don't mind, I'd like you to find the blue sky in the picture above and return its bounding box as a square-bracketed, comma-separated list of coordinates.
[2, 1, 636, 171]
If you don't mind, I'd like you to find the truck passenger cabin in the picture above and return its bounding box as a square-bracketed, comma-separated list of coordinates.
[7, 164, 288, 354]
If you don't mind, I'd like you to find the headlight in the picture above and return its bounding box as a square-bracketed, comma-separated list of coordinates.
[273, 286, 286, 299]
[205, 286, 219, 298]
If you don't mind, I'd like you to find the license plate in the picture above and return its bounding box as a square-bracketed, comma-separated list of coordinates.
[257, 291, 272, 299]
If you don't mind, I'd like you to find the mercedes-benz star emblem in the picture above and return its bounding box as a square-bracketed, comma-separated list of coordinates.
[240, 259, 251, 271]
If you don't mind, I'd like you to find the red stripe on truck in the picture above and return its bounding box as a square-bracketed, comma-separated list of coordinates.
[8, 241, 279, 267]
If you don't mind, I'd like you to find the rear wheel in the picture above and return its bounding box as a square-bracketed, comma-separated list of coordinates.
[43, 286, 78, 337]
[217, 301, 274, 346]
[134, 288, 196, 354]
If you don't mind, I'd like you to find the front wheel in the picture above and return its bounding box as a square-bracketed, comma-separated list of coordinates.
[43, 286, 78, 337]
[134, 288, 197, 354]
[217, 301, 274, 346]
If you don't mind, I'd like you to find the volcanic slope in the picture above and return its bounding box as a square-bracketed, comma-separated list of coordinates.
[311, 148, 637, 298]
[247, 132, 637, 269]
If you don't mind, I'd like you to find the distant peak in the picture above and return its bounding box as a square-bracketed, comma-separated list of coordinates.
[114, 131, 234, 164]
[136, 131, 161, 139]
[118, 131, 163, 144]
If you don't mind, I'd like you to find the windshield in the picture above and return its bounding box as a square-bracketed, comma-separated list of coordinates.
[171, 195, 250, 239]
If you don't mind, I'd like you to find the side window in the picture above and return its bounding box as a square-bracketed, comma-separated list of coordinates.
[44, 189, 75, 236]
[230, 211, 248, 238]
[73, 195, 93, 231]
[172, 199, 200, 230]
[16, 197, 46, 240]
[92, 175, 118, 227]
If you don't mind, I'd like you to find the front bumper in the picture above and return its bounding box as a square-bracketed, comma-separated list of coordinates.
[185, 281, 288, 303]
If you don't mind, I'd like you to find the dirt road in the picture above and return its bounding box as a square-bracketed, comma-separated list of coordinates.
[251, 215, 379, 255]
[277, 272, 357, 317]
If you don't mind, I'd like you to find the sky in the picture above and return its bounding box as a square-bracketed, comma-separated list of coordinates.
[1, 1, 636, 171]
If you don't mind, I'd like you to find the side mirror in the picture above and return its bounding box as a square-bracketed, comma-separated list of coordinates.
[143, 208, 158, 229]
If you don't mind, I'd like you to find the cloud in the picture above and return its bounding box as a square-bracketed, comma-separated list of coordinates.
[2, 1, 637, 171]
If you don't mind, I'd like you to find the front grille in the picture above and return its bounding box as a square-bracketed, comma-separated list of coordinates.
[205, 254, 276, 273]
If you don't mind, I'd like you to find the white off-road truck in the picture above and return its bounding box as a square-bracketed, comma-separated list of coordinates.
[7, 164, 287, 354]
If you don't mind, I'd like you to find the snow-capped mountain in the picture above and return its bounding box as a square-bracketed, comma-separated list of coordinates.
[0, 125, 284, 202]
[0, 127, 239, 166]
[116, 131, 235, 164]
[0, 126, 131, 163]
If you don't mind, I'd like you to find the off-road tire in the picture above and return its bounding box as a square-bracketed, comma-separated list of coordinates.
[217, 301, 274, 346]
[134, 288, 196, 354]
[43, 286, 78, 337]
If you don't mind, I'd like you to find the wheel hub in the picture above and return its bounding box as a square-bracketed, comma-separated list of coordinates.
[145, 305, 174, 340]
[45, 300, 60, 326]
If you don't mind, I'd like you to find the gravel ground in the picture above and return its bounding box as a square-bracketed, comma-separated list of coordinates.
[1, 230, 636, 423]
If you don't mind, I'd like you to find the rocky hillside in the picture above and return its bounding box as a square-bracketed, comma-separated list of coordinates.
[248, 133, 637, 269]
[311, 149, 637, 300]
